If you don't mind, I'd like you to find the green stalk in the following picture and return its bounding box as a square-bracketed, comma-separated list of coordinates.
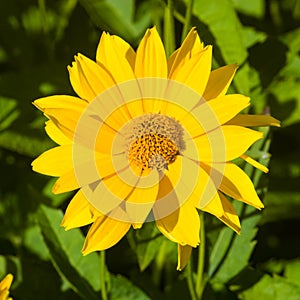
[100, 251, 108, 300]
[164, 0, 176, 57]
[181, 0, 194, 42]
[195, 212, 205, 299]
[186, 259, 197, 300]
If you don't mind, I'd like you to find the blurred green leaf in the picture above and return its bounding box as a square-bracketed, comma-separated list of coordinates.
[0, 97, 19, 131]
[193, 0, 249, 93]
[233, 0, 265, 18]
[23, 224, 50, 261]
[37, 204, 100, 300]
[110, 274, 151, 300]
[135, 223, 164, 271]
[78, 0, 150, 44]
[284, 259, 300, 287]
[238, 273, 300, 300]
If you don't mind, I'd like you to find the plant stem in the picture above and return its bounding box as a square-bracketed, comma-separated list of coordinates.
[186, 259, 197, 300]
[181, 0, 194, 42]
[100, 251, 108, 300]
[196, 212, 205, 299]
[164, 0, 176, 57]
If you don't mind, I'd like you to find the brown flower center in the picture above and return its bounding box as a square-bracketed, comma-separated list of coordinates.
[123, 113, 185, 171]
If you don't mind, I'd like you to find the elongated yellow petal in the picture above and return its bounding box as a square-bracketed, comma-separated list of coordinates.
[35, 95, 87, 140]
[61, 190, 98, 230]
[218, 192, 241, 233]
[219, 162, 264, 209]
[155, 201, 200, 247]
[45, 120, 71, 145]
[34, 95, 87, 112]
[32, 145, 73, 177]
[240, 154, 269, 173]
[82, 209, 131, 254]
[68, 54, 115, 101]
[177, 244, 193, 271]
[185, 125, 263, 162]
[96, 33, 136, 82]
[0, 274, 13, 290]
[227, 114, 281, 127]
[52, 169, 79, 194]
[181, 94, 250, 137]
[135, 27, 167, 78]
[202, 191, 240, 233]
[203, 64, 238, 100]
[168, 28, 198, 76]
[170, 45, 212, 97]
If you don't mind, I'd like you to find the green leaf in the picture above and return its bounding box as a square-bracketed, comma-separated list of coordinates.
[238, 273, 300, 300]
[135, 223, 164, 271]
[210, 204, 261, 284]
[36, 204, 100, 300]
[284, 259, 300, 287]
[0, 97, 19, 131]
[110, 274, 151, 300]
[0, 130, 52, 157]
[193, 0, 249, 94]
[233, 0, 265, 18]
[78, 0, 150, 44]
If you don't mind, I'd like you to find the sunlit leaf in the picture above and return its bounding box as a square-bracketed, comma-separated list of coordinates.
[37, 204, 100, 300]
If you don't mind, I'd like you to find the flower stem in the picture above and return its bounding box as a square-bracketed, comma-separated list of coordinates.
[187, 258, 197, 300]
[100, 251, 108, 300]
[196, 212, 205, 299]
[164, 0, 176, 57]
[181, 0, 194, 42]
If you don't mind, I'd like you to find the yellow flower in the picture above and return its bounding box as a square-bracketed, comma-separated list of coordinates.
[0, 274, 13, 300]
[32, 27, 280, 270]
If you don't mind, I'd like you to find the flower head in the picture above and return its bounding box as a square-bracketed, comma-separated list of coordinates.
[32, 27, 280, 270]
[0, 274, 13, 300]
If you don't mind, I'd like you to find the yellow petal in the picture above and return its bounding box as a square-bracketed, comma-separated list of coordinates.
[68, 54, 115, 101]
[88, 168, 139, 216]
[61, 190, 98, 230]
[177, 244, 193, 271]
[154, 201, 200, 247]
[240, 154, 269, 173]
[185, 125, 263, 162]
[32, 145, 73, 177]
[201, 191, 224, 218]
[0, 274, 13, 290]
[170, 45, 212, 97]
[82, 208, 131, 254]
[202, 64, 238, 100]
[202, 191, 240, 233]
[181, 94, 250, 137]
[227, 114, 281, 127]
[34, 95, 87, 112]
[52, 169, 79, 194]
[35, 95, 87, 140]
[135, 27, 167, 78]
[163, 155, 217, 209]
[126, 170, 159, 224]
[45, 120, 71, 145]
[168, 27, 201, 77]
[218, 162, 264, 209]
[96, 32, 136, 82]
[218, 192, 241, 233]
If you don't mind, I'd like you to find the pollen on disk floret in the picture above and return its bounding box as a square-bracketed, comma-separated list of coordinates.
[122, 113, 186, 171]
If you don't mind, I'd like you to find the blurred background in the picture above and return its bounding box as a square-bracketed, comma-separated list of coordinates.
[0, 0, 300, 299]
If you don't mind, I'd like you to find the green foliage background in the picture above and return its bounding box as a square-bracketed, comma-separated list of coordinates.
[0, 0, 300, 299]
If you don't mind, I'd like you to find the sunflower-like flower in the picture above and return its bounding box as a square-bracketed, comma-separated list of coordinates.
[0, 274, 13, 300]
[32, 27, 279, 270]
